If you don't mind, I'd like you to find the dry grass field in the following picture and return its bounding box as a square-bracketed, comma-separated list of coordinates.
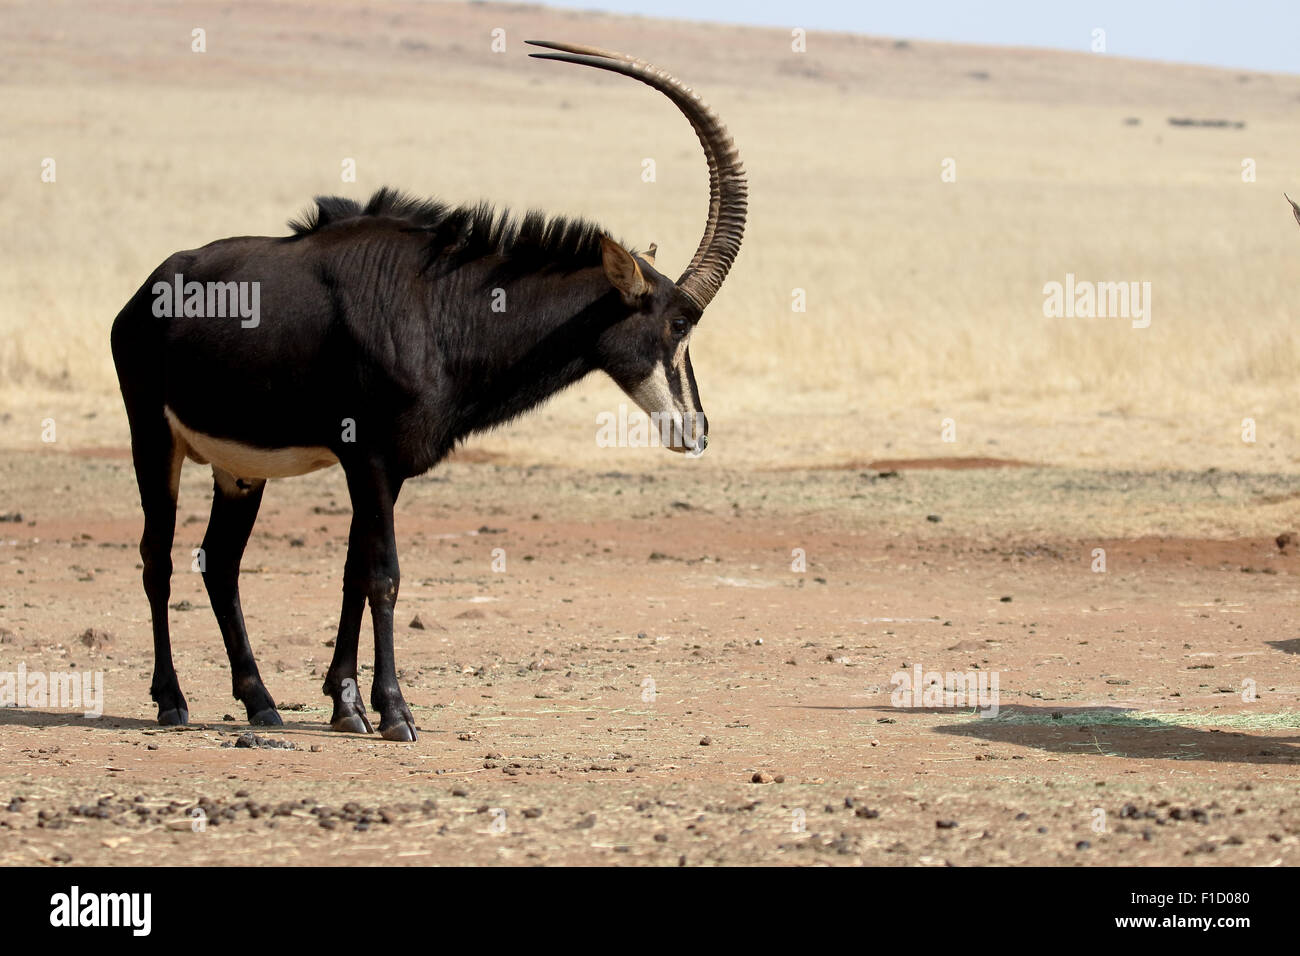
[3, 0, 1298, 472]
[1, 0, 1298, 873]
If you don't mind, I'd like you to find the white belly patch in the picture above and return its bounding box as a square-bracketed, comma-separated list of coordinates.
[164, 406, 339, 480]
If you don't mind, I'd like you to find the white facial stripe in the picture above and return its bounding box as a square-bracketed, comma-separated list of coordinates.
[628, 363, 679, 428]
[671, 337, 707, 448]
[626, 334, 707, 451]
[671, 339, 691, 404]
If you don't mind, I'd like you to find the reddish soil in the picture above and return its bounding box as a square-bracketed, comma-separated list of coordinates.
[865, 457, 1037, 471]
[1, 450, 1297, 865]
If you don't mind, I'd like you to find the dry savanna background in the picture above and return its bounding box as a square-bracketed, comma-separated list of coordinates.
[0, 0, 1298, 868]
[3, 0, 1299, 471]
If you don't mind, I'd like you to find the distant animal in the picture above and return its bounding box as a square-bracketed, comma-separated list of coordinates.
[110, 41, 747, 740]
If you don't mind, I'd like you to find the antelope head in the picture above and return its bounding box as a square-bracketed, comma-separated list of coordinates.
[529, 41, 747, 456]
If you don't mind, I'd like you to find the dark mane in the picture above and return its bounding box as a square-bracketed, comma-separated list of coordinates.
[288, 187, 616, 278]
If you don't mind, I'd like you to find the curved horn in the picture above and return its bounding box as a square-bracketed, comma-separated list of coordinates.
[527, 42, 720, 280]
[527, 40, 747, 310]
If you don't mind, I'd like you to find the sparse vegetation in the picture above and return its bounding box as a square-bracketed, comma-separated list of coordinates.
[3, 1, 1298, 475]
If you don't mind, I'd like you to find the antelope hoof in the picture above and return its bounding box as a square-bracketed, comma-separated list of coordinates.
[249, 707, 283, 726]
[379, 718, 417, 742]
[157, 706, 188, 726]
[331, 710, 374, 735]
[330, 676, 375, 734]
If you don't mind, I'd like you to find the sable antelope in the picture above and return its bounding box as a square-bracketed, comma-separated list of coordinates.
[110, 41, 747, 740]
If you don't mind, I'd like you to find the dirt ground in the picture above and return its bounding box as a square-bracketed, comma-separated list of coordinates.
[1, 447, 1297, 866]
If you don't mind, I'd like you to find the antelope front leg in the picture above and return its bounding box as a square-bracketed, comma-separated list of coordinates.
[343, 458, 416, 742]
[322, 582, 373, 734]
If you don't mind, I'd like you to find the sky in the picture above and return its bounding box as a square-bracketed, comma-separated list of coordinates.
[527, 0, 1300, 74]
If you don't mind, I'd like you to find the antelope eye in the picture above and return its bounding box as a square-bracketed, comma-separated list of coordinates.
[670, 317, 690, 337]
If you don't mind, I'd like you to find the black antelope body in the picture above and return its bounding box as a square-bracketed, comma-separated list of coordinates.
[110, 42, 747, 740]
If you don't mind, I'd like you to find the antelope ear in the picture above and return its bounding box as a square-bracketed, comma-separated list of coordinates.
[642, 242, 657, 267]
[601, 236, 648, 298]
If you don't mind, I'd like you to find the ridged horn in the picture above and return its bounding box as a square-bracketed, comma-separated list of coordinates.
[527, 40, 747, 311]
